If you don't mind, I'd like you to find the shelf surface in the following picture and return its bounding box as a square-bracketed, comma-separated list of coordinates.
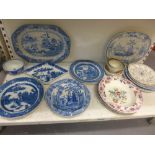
[0, 63, 155, 126]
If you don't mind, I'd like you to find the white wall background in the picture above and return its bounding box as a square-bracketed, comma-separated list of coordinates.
[2, 19, 155, 63]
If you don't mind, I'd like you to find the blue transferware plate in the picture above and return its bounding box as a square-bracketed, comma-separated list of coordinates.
[25, 61, 68, 84]
[124, 68, 155, 91]
[106, 32, 151, 63]
[70, 60, 104, 83]
[45, 79, 90, 117]
[12, 24, 71, 63]
[0, 77, 44, 118]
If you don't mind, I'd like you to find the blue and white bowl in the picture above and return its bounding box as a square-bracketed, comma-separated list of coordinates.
[3, 59, 24, 74]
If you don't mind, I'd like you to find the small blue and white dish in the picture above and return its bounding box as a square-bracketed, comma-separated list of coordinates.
[45, 79, 90, 117]
[25, 61, 68, 84]
[70, 60, 104, 83]
[3, 59, 24, 75]
[0, 77, 44, 118]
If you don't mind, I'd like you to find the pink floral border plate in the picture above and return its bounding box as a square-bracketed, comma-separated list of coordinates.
[98, 76, 143, 114]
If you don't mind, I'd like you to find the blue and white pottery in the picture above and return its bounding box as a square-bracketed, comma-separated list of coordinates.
[124, 68, 155, 92]
[3, 59, 24, 75]
[70, 60, 104, 83]
[25, 61, 68, 84]
[106, 32, 151, 63]
[45, 79, 90, 117]
[0, 77, 44, 118]
[12, 24, 71, 63]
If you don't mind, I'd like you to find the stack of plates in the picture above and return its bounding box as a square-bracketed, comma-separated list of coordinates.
[124, 63, 155, 92]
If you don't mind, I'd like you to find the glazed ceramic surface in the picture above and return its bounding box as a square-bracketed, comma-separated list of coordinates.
[12, 24, 70, 63]
[128, 63, 155, 86]
[0, 77, 44, 118]
[25, 62, 68, 84]
[3, 59, 24, 74]
[45, 79, 90, 117]
[124, 68, 155, 91]
[70, 60, 104, 83]
[106, 32, 151, 63]
[98, 76, 143, 114]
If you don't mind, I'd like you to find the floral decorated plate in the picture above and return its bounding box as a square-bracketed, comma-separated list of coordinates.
[12, 24, 70, 63]
[45, 79, 90, 117]
[0, 77, 44, 118]
[25, 61, 68, 84]
[128, 63, 155, 87]
[98, 76, 143, 114]
[106, 32, 151, 63]
[70, 60, 104, 83]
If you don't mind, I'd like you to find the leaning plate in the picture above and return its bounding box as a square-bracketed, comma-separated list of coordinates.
[12, 24, 70, 63]
[128, 63, 155, 87]
[25, 61, 68, 84]
[106, 32, 151, 63]
[70, 60, 104, 83]
[98, 76, 143, 114]
[45, 79, 90, 117]
[0, 77, 44, 118]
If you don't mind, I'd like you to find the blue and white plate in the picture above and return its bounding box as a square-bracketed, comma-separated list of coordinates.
[45, 79, 90, 117]
[106, 32, 151, 63]
[124, 68, 155, 91]
[12, 24, 71, 63]
[70, 60, 104, 83]
[25, 61, 68, 84]
[0, 77, 44, 118]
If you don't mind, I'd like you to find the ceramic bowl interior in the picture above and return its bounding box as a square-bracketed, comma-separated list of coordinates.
[104, 79, 136, 106]
[3, 59, 24, 72]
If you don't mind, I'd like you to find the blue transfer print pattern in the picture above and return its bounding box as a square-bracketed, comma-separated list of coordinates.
[70, 60, 104, 83]
[11, 24, 70, 63]
[45, 79, 90, 117]
[0, 77, 44, 118]
[25, 61, 68, 84]
[106, 32, 151, 63]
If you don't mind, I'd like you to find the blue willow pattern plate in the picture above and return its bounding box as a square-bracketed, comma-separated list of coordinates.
[70, 60, 104, 83]
[106, 32, 151, 63]
[0, 77, 44, 118]
[25, 61, 68, 84]
[45, 79, 90, 117]
[12, 24, 71, 63]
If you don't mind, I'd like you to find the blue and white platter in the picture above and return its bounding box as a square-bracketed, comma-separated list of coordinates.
[70, 60, 104, 83]
[106, 32, 151, 63]
[0, 77, 44, 118]
[45, 79, 90, 117]
[12, 24, 71, 63]
[25, 61, 68, 84]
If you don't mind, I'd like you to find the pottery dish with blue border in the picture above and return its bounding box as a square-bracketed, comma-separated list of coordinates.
[45, 79, 90, 117]
[70, 60, 104, 83]
[106, 32, 151, 63]
[25, 61, 68, 84]
[3, 59, 24, 75]
[0, 77, 44, 118]
[12, 24, 71, 63]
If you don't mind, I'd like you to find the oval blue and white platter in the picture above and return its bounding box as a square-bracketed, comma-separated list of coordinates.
[0, 77, 44, 118]
[106, 32, 151, 63]
[70, 60, 104, 83]
[45, 79, 90, 117]
[12, 24, 71, 63]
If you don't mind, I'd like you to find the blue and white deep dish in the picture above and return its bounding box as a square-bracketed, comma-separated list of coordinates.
[106, 32, 151, 63]
[70, 60, 104, 83]
[25, 61, 68, 84]
[11, 24, 71, 63]
[45, 79, 90, 117]
[0, 77, 44, 118]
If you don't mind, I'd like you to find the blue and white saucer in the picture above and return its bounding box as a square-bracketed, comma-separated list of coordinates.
[25, 61, 68, 84]
[0, 77, 44, 118]
[70, 60, 104, 83]
[45, 79, 90, 117]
